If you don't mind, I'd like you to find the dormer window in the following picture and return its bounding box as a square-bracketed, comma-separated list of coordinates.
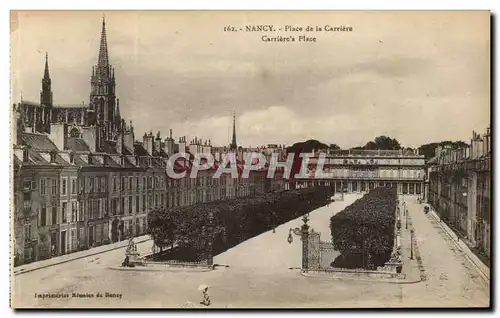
[22, 149, 29, 163]
[49, 151, 56, 163]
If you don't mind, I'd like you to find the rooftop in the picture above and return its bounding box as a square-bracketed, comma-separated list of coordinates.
[21, 133, 58, 151]
[328, 149, 423, 157]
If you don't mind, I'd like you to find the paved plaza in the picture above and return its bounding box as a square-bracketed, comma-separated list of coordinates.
[12, 194, 489, 308]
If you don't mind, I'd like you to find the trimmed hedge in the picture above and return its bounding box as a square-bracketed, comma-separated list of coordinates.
[148, 186, 332, 261]
[329, 187, 397, 269]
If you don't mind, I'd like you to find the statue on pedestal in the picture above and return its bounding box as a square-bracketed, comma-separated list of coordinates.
[122, 238, 142, 267]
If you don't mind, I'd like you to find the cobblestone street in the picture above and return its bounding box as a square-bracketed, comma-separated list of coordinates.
[399, 196, 490, 307]
[12, 194, 489, 308]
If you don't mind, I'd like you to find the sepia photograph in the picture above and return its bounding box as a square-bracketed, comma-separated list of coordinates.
[9, 10, 490, 308]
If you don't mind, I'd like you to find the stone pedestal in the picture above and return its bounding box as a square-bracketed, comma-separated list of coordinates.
[127, 252, 143, 265]
[123, 239, 144, 267]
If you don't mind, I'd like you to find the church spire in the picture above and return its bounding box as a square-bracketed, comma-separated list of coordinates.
[98, 15, 109, 70]
[230, 110, 237, 150]
[43, 52, 50, 81]
[89, 15, 117, 135]
[40, 52, 53, 133]
[40, 52, 52, 108]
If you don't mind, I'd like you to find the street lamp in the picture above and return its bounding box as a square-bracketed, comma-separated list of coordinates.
[207, 211, 214, 267]
[405, 207, 409, 229]
[410, 229, 415, 260]
[287, 212, 311, 272]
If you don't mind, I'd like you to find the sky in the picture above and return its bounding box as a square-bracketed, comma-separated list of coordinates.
[10, 11, 490, 149]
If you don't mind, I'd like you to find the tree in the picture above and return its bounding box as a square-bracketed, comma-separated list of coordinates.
[353, 136, 401, 150]
[418, 140, 469, 160]
[147, 187, 333, 261]
[372, 136, 401, 150]
[330, 187, 397, 269]
[148, 208, 177, 251]
[286, 139, 328, 154]
[329, 144, 341, 150]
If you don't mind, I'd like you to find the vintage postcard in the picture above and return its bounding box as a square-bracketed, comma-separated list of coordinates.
[10, 10, 490, 308]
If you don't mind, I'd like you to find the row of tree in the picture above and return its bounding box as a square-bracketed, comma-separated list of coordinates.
[286, 137, 468, 160]
[329, 187, 397, 269]
[148, 187, 332, 261]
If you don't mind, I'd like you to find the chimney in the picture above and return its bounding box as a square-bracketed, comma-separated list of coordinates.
[486, 133, 491, 155]
[155, 131, 161, 154]
[203, 139, 212, 154]
[178, 136, 186, 154]
[483, 132, 489, 157]
[165, 137, 175, 157]
[48, 123, 67, 151]
[123, 130, 134, 153]
[143, 133, 154, 155]
[81, 126, 97, 153]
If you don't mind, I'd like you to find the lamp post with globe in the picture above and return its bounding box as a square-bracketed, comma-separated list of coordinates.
[287, 212, 311, 272]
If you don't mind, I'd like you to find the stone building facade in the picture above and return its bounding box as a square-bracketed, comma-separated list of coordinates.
[427, 127, 491, 258]
[299, 149, 426, 194]
[12, 17, 289, 266]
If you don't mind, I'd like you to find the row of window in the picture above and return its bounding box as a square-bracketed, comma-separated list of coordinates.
[38, 178, 77, 196]
[179, 185, 253, 205]
[109, 193, 168, 216]
[328, 159, 425, 165]
[25, 173, 272, 197]
[38, 200, 78, 227]
[28, 175, 171, 196]
[323, 169, 424, 178]
[113, 175, 167, 192]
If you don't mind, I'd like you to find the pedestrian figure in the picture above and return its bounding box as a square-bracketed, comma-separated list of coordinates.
[198, 285, 211, 306]
[271, 211, 277, 234]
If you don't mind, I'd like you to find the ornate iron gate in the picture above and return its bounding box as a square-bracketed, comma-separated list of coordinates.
[305, 229, 337, 270]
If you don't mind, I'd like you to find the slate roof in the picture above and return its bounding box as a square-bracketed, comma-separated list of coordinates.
[88, 154, 105, 167]
[74, 154, 90, 167]
[104, 155, 122, 168]
[54, 153, 71, 166]
[134, 143, 149, 157]
[100, 140, 119, 154]
[121, 156, 137, 168]
[137, 156, 151, 168]
[122, 146, 134, 156]
[27, 149, 50, 166]
[22, 133, 58, 151]
[66, 137, 90, 152]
